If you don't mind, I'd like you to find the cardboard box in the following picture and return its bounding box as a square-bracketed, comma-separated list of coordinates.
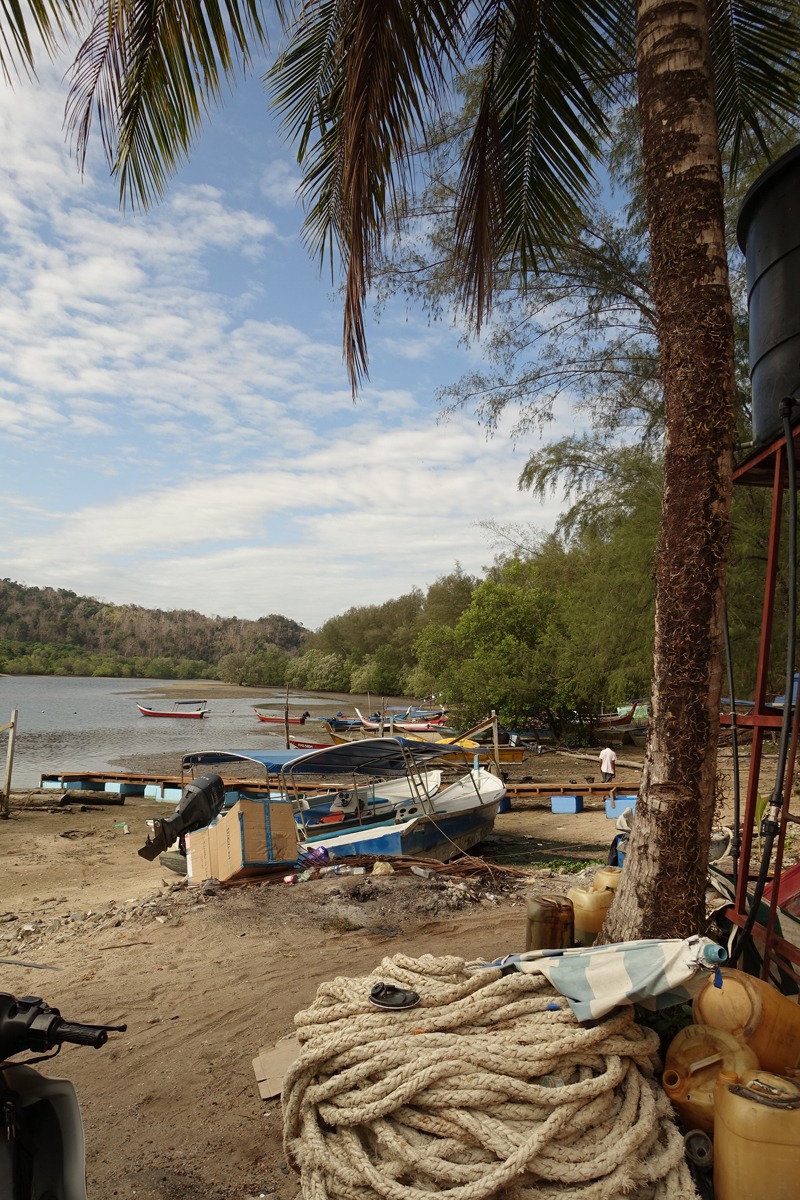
[253, 1035, 299, 1099]
[188, 798, 297, 885]
[185, 824, 219, 886]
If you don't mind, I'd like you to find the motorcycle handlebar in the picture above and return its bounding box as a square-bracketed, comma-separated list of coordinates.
[0, 993, 126, 1060]
[54, 1022, 112, 1049]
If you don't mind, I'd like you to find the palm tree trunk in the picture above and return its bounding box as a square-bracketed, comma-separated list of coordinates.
[600, 0, 735, 941]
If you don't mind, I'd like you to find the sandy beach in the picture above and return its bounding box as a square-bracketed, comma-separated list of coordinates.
[2, 721, 794, 1200]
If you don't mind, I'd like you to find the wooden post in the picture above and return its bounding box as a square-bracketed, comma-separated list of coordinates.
[284, 685, 290, 750]
[491, 710, 500, 777]
[389, 712, 394, 739]
[2, 709, 18, 819]
[380, 697, 385, 738]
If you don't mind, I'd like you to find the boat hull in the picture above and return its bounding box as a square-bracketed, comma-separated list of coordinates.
[137, 705, 208, 719]
[254, 710, 309, 725]
[302, 798, 501, 861]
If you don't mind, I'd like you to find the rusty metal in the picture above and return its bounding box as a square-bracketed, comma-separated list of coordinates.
[721, 424, 800, 985]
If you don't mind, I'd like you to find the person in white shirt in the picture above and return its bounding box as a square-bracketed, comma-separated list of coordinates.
[599, 745, 616, 783]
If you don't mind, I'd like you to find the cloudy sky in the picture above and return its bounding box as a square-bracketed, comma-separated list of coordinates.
[0, 49, 572, 629]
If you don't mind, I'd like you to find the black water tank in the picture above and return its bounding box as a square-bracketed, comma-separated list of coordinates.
[737, 144, 800, 446]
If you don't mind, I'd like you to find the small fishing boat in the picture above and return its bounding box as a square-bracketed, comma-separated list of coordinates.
[137, 700, 209, 719]
[354, 707, 450, 733]
[254, 709, 311, 724]
[592, 700, 646, 728]
[322, 712, 364, 730]
[289, 736, 331, 750]
[185, 738, 503, 862]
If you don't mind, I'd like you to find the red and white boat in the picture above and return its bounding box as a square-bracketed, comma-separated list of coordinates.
[254, 709, 311, 724]
[354, 707, 450, 733]
[289, 736, 330, 750]
[137, 700, 209, 719]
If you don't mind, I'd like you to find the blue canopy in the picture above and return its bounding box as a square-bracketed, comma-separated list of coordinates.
[183, 737, 467, 778]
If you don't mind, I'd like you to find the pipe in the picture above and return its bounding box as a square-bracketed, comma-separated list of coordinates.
[732, 400, 797, 962]
[723, 608, 741, 885]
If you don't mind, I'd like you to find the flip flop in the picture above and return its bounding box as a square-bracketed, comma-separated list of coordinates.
[369, 982, 421, 1010]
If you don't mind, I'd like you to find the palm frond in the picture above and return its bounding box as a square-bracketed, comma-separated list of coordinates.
[454, 0, 631, 327]
[709, 0, 800, 178]
[0, 0, 79, 80]
[269, 0, 464, 391]
[66, 0, 268, 207]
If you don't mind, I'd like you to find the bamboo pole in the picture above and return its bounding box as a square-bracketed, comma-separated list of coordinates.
[284, 684, 290, 750]
[2, 709, 18, 819]
[491, 710, 501, 777]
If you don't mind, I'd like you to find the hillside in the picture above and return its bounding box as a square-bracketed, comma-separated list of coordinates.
[0, 579, 308, 666]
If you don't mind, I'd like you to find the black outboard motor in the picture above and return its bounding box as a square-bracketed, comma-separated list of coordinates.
[138, 773, 226, 861]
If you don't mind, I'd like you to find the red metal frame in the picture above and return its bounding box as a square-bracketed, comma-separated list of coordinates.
[721, 424, 800, 981]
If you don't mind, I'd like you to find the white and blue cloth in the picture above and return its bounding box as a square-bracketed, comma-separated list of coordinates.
[491, 935, 725, 1021]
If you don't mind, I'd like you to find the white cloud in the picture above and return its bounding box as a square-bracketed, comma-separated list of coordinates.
[0, 62, 578, 627]
[260, 159, 302, 208]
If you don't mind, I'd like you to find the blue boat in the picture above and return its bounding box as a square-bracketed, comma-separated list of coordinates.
[183, 738, 505, 863]
[322, 712, 364, 730]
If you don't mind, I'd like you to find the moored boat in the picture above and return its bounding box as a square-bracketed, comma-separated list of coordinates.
[137, 700, 209, 719]
[182, 738, 503, 863]
[254, 709, 311, 724]
[354, 707, 451, 733]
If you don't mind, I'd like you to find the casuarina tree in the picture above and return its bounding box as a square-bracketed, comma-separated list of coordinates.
[13, 0, 800, 937]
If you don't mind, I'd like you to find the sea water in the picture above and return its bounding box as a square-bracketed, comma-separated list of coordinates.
[0, 676, 298, 787]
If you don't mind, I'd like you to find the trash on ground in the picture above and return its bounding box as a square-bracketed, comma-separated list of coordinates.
[252, 1035, 300, 1100]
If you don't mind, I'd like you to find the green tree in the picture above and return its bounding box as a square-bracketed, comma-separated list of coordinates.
[416, 564, 560, 725]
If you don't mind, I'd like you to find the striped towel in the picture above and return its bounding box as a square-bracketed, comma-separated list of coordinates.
[493, 936, 720, 1021]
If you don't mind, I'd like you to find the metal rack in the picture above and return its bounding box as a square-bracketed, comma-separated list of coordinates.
[721, 421, 800, 983]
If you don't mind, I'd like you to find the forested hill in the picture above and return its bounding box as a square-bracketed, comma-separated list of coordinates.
[0, 579, 308, 663]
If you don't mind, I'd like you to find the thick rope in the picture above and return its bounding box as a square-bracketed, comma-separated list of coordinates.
[282, 954, 697, 1200]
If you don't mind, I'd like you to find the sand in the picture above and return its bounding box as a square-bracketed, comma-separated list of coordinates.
[2, 740, 793, 1200]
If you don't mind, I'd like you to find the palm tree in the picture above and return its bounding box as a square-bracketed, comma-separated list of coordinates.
[0, 0, 79, 78]
[63, 0, 800, 938]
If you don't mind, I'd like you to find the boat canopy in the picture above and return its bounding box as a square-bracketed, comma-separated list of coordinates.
[182, 737, 466, 778]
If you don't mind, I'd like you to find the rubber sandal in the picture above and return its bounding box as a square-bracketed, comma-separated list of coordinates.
[369, 982, 421, 1010]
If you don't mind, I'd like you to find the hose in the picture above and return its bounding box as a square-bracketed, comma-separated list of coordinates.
[732, 399, 797, 962]
[723, 607, 741, 885]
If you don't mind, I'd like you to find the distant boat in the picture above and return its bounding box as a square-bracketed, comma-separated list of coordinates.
[254, 709, 311, 725]
[354, 707, 450, 733]
[592, 700, 646, 728]
[137, 700, 209, 719]
[322, 712, 364, 730]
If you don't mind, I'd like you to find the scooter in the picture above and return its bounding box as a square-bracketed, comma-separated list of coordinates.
[0, 992, 126, 1199]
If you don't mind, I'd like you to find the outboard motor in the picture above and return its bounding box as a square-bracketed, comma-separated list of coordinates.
[138, 773, 226, 861]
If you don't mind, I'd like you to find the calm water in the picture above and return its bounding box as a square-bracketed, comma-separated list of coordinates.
[0, 677, 340, 787]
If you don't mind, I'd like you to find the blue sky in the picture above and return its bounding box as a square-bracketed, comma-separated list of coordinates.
[0, 50, 573, 629]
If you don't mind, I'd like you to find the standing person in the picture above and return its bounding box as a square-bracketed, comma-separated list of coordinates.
[599, 745, 617, 784]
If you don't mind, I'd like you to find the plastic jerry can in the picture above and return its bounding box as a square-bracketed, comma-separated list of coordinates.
[525, 895, 574, 952]
[693, 966, 800, 1076]
[593, 866, 623, 893]
[566, 886, 613, 946]
[661, 1024, 759, 1132]
[714, 1069, 800, 1200]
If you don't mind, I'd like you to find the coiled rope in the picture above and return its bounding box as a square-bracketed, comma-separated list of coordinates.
[282, 953, 697, 1200]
